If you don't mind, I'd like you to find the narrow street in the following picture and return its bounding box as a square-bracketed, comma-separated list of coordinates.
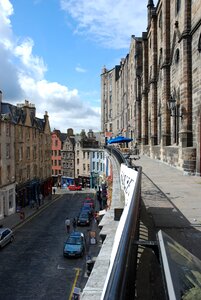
[0, 192, 101, 300]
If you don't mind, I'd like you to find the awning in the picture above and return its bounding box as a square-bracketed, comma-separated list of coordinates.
[107, 136, 133, 144]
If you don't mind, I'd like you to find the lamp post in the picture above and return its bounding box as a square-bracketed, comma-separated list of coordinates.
[167, 94, 183, 144]
[167, 95, 183, 118]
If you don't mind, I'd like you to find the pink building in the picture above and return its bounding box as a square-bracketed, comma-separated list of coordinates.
[51, 130, 62, 186]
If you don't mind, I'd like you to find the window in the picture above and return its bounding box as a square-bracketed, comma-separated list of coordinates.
[176, 0, 181, 14]
[26, 147, 30, 159]
[77, 169, 79, 175]
[6, 123, 10, 136]
[55, 139, 58, 146]
[19, 147, 23, 161]
[77, 158, 79, 165]
[27, 165, 30, 179]
[7, 165, 11, 180]
[198, 34, 201, 52]
[174, 48, 180, 63]
[83, 164, 86, 171]
[6, 144, 10, 158]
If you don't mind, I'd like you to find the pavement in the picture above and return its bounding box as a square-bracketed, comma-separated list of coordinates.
[0, 193, 61, 231]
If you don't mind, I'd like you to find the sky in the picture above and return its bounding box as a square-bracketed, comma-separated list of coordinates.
[0, 0, 148, 134]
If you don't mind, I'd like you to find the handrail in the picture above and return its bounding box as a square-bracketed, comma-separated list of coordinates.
[105, 145, 129, 166]
[102, 147, 142, 299]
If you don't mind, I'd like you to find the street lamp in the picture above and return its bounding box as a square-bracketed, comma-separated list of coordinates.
[167, 95, 183, 118]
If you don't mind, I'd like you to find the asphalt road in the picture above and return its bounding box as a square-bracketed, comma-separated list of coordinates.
[0, 192, 99, 300]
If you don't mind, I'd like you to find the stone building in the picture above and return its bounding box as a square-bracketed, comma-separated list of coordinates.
[0, 91, 15, 219]
[0, 92, 52, 217]
[61, 128, 75, 187]
[51, 129, 66, 186]
[75, 129, 99, 187]
[101, 0, 201, 175]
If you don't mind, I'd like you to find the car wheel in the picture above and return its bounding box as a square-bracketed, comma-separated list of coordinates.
[10, 236, 14, 243]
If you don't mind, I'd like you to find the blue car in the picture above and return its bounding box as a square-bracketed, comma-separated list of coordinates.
[63, 231, 85, 258]
[77, 211, 91, 226]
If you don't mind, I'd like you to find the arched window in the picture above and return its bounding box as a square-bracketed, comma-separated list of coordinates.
[198, 34, 201, 52]
[174, 48, 180, 63]
[176, 0, 181, 14]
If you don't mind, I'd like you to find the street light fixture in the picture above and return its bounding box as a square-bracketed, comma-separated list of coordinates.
[167, 95, 183, 118]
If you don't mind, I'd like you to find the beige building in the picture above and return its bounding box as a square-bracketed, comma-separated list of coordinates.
[75, 129, 99, 186]
[101, 0, 201, 175]
[0, 92, 52, 217]
[0, 91, 16, 218]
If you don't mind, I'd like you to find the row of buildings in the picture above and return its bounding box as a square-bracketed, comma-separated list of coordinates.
[101, 0, 201, 175]
[51, 128, 106, 188]
[0, 91, 106, 220]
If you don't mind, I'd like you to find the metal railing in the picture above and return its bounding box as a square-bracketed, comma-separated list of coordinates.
[103, 146, 142, 300]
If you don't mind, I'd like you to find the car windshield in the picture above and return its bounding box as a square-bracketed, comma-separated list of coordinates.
[80, 213, 88, 218]
[67, 237, 81, 245]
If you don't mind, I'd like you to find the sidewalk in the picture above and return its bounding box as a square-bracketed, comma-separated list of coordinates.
[137, 154, 201, 259]
[0, 193, 61, 231]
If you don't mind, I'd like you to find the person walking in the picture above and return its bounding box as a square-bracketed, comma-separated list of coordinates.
[65, 217, 71, 233]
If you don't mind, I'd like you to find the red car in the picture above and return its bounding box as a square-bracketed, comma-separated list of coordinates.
[68, 185, 82, 191]
[83, 197, 95, 209]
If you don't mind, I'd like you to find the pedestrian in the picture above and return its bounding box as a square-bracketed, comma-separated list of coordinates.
[65, 217, 71, 233]
[94, 211, 99, 225]
[73, 217, 77, 231]
[39, 193, 43, 206]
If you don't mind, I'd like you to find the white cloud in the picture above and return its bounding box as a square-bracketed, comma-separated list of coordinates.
[0, 0, 101, 133]
[75, 66, 87, 73]
[60, 0, 147, 49]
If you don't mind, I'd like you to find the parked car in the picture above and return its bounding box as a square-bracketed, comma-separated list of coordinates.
[77, 211, 91, 226]
[81, 203, 94, 218]
[63, 231, 85, 258]
[68, 185, 82, 191]
[0, 228, 14, 248]
[83, 197, 95, 209]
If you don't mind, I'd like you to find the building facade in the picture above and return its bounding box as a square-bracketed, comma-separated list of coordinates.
[0, 92, 52, 218]
[0, 91, 15, 218]
[90, 149, 105, 188]
[75, 129, 99, 187]
[51, 129, 64, 186]
[61, 128, 75, 187]
[101, 0, 201, 175]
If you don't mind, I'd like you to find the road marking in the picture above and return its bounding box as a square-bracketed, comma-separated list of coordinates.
[68, 268, 81, 300]
[57, 265, 65, 270]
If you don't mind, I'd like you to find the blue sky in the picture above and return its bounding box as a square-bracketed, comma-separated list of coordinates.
[0, 0, 148, 133]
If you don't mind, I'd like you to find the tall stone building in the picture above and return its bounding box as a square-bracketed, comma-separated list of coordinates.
[101, 0, 201, 175]
[0, 92, 52, 218]
[0, 91, 15, 218]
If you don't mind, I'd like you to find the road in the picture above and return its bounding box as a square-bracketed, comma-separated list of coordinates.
[0, 192, 100, 300]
